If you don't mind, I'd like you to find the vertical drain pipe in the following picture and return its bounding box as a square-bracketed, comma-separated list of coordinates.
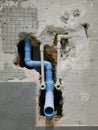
[24, 38, 54, 119]
[44, 61, 54, 119]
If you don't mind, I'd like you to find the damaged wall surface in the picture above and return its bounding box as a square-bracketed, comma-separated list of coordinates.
[0, 0, 98, 126]
[0, 0, 38, 82]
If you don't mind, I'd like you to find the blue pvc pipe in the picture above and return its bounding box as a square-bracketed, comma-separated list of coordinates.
[24, 38, 54, 119]
[44, 91, 54, 119]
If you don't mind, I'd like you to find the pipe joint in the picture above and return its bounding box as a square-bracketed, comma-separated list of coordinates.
[46, 80, 54, 91]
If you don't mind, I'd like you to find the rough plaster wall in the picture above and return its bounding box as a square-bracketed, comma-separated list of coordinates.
[0, 0, 39, 82]
[0, 0, 98, 126]
[0, 7, 37, 53]
[37, 0, 98, 125]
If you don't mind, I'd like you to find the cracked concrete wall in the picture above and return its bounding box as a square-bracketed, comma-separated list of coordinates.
[0, 0, 98, 126]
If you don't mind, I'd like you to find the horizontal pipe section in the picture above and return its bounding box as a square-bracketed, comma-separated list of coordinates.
[24, 38, 54, 119]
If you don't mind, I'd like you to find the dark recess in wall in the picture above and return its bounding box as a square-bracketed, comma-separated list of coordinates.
[14, 33, 63, 117]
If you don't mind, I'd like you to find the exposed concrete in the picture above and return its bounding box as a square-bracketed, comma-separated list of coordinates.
[38, 25, 66, 45]
[0, 0, 98, 126]
[37, 0, 98, 126]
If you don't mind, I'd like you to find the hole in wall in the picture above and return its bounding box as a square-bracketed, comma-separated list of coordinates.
[39, 88, 63, 117]
[60, 36, 74, 59]
[60, 37, 69, 57]
[54, 88, 63, 116]
[82, 23, 89, 38]
[14, 35, 41, 72]
[14, 32, 63, 118]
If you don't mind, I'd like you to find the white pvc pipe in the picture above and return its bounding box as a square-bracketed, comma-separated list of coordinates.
[40, 44, 45, 90]
[55, 34, 69, 90]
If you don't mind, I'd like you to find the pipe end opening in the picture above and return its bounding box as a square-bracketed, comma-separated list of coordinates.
[55, 85, 61, 90]
[41, 85, 45, 90]
[44, 107, 54, 119]
[57, 85, 60, 88]
[45, 107, 53, 114]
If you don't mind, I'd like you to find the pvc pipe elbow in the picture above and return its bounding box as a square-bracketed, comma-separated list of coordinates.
[25, 61, 31, 67]
[44, 61, 52, 70]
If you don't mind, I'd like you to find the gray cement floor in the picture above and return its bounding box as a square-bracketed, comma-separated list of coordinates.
[0, 82, 36, 130]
